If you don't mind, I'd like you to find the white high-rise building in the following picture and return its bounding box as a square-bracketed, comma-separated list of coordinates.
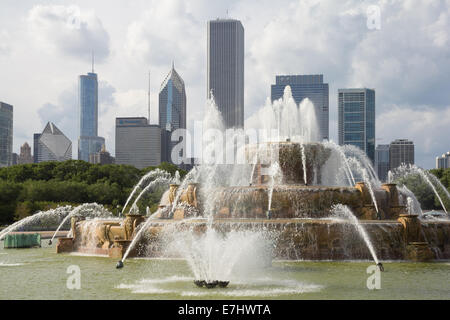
[436, 152, 450, 169]
[37, 122, 72, 162]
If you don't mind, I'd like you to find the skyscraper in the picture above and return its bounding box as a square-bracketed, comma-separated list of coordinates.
[78, 66, 105, 162]
[89, 144, 114, 165]
[0, 102, 13, 167]
[389, 139, 414, 170]
[18, 142, 33, 164]
[338, 88, 376, 163]
[37, 122, 72, 162]
[271, 75, 329, 140]
[436, 152, 450, 169]
[207, 19, 244, 128]
[33, 133, 41, 163]
[375, 144, 390, 182]
[11, 153, 18, 165]
[115, 117, 161, 169]
[159, 64, 186, 164]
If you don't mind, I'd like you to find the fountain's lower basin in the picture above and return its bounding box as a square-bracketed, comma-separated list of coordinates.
[58, 216, 450, 262]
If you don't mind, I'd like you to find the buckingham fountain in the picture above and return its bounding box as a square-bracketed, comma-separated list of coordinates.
[3, 87, 448, 290]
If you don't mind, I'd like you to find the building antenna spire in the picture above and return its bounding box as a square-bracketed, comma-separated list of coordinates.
[91, 50, 94, 73]
[148, 70, 151, 124]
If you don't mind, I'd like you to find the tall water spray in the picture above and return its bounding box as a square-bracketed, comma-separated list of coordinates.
[267, 162, 282, 214]
[129, 172, 173, 214]
[118, 171, 183, 266]
[391, 164, 448, 214]
[0, 206, 73, 240]
[331, 204, 382, 270]
[48, 203, 113, 245]
[122, 169, 171, 215]
[347, 157, 380, 216]
[245, 86, 320, 144]
[300, 143, 307, 184]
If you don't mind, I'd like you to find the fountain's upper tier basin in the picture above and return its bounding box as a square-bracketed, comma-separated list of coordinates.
[246, 142, 331, 185]
[206, 183, 406, 220]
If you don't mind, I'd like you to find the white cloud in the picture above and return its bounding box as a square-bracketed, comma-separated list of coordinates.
[349, 0, 450, 107]
[0, 30, 11, 55]
[124, 0, 202, 78]
[27, 4, 110, 62]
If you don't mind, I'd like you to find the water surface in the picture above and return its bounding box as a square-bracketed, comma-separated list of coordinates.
[1, 242, 449, 300]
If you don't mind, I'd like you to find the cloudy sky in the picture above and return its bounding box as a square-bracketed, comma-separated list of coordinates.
[0, 0, 449, 168]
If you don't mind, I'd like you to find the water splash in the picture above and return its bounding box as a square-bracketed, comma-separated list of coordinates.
[342, 144, 379, 185]
[391, 164, 448, 213]
[321, 141, 356, 186]
[245, 86, 320, 143]
[120, 211, 160, 263]
[122, 169, 171, 215]
[398, 185, 422, 216]
[347, 157, 380, 216]
[0, 206, 73, 240]
[267, 162, 282, 212]
[166, 227, 272, 283]
[300, 143, 307, 184]
[49, 203, 113, 244]
[129, 173, 173, 214]
[331, 204, 379, 265]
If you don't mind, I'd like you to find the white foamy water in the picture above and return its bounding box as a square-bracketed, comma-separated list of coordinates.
[0, 262, 25, 267]
[68, 252, 109, 258]
[116, 276, 322, 297]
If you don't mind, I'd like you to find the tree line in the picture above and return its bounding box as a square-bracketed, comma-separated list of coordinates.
[0, 160, 186, 225]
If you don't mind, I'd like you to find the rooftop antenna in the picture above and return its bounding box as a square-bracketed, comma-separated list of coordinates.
[91, 51, 94, 73]
[148, 70, 150, 124]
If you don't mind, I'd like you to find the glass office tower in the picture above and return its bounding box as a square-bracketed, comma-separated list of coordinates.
[159, 65, 186, 164]
[0, 102, 13, 167]
[375, 144, 390, 182]
[338, 88, 376, 163]
[78, 71, 105, 162]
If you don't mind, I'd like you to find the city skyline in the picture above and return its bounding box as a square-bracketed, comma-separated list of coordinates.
[1, 1, 449, 169]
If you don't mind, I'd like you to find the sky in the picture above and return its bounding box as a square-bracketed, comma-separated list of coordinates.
[0, 0, 449, 169]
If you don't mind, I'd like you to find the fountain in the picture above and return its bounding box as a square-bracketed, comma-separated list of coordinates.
[41, 86, 448, 287]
